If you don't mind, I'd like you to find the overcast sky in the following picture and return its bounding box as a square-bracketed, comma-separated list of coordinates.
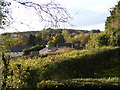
[0, 0, 119, 33]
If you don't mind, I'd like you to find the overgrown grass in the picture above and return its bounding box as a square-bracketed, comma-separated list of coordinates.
[37, 77, 120, 89]
[4, 46, 120, 88]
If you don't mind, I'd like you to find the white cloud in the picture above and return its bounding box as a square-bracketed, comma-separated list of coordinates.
[80, 23, 105, 31]
[85, 6, 109, 13]
[70, 7, 108, 27]
[0, 0, 118, 33]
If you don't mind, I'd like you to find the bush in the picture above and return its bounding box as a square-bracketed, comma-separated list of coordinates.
[86, 33, 109, 49]
[30, 45, 45, 51]
[22, 48, 32, 55]
[23, 45, 45, 55]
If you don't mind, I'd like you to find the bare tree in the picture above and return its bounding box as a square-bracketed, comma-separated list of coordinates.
[0, 0, 12, 29]
[1, 0, 72, 30]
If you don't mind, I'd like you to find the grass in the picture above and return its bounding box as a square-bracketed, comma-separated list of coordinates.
[37, 77, 120, 89]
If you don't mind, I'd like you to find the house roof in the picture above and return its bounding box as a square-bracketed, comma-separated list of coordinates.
[10, 45, 31, 52]
[39, 47, 58, 54]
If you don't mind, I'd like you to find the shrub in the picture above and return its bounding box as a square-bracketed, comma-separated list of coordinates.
[23, 45, 45, 55]
[86, 33, 109, 49]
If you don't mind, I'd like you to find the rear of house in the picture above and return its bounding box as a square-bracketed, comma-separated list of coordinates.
[6, 45, 31, 58]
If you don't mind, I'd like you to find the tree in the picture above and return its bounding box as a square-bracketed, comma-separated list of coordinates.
[105, 1, 120, 32]
[52, 34, 65, 47]
[16, 35, 28, 45]
[47, 40, 55, 47]
[75, 32, 91, 47]
[1, 34, 17, 53]
[62, 29, 71, 43]
[27, 34, 36, 46]
[0, 5, 12, 87]
[36, 33, 42, 45]
[86, 33, 109, 49]
[0, 0, 11, 29]
[105, 1, 120, 46]
[0, 34, 16, 89]
[89, 29, 101, 33]
[86, 1, 120, 49]
[0, 1, 11, 87]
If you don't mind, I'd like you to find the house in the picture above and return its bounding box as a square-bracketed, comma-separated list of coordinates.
[6, 45, 31, 58]
[39, 47, 58, 54]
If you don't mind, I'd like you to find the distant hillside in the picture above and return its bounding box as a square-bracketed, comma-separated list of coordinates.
[1, 28, 101, 47]
[1, 31, 40, 36]
[1, 28, 101, 36]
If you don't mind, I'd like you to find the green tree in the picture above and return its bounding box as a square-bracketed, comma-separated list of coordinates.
[62, 29, 71, 37]
[16, 35, 28, 45]
[86, 33, 109, 49]
[52, 34, 65, 47]
[75, 33, 91, 47]
[27, 34, 36, 46]
[47, 41, 55, 47]
[36, 33, 42, 45]
[89, 29, 101, 33]
[1, 34, 17, 53]
[105, 2, 120, 32]
[62, 29, 71, 43]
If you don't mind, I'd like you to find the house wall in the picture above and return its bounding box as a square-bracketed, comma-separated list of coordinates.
[6, 52, 23, 58]
[39, 47, 49, 54]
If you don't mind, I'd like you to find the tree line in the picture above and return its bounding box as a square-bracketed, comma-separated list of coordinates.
[1, 29, 101, 52]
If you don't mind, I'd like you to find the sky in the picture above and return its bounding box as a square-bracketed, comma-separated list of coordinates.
[0, 0, 119, 33]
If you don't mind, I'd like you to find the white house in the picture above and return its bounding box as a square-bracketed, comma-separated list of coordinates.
[39, 47, 58, 54]
[6, 45, 31, 58]
[6, 52, 23, 58]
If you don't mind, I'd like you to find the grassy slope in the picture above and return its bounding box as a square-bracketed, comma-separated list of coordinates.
[6, 46, 120, 88]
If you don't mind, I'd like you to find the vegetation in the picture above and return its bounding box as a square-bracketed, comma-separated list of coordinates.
[105, 2, 120, 32]
[1, 1, 120, 89]
[23, 45, 45, 55]
[86, 2, 120, 49]
[1, 29, 100, 49]
[4, 46, 120, 88]
[37, 77, 119, 89]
